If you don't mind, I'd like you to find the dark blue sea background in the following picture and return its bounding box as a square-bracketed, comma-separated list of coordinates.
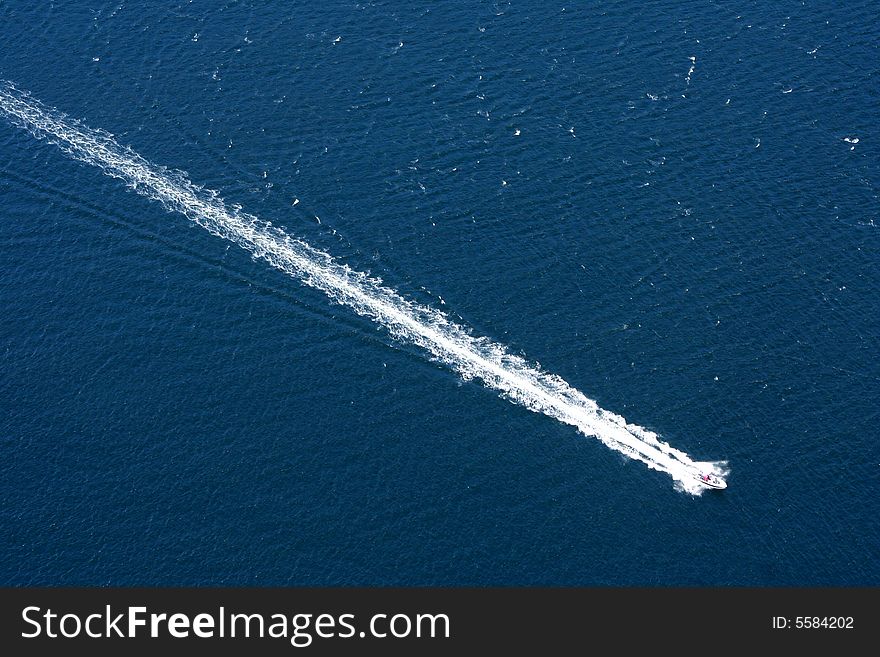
[1, 1, 877, 585]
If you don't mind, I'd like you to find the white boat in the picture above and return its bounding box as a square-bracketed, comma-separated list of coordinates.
[696, 472, 727, 490]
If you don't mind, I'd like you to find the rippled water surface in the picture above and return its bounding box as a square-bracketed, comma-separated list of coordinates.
[1, 1, 877, 585]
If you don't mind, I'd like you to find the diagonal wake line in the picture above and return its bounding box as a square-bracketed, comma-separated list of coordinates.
[0, 81, 727, 494]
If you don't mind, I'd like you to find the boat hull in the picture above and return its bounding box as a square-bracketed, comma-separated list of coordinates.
[696, 475, 727, 490]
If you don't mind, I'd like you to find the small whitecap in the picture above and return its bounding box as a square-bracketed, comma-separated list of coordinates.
[843, 136, 859, 144]
[514, 128, 521, 136]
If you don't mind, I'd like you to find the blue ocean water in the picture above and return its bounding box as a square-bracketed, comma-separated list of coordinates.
[1, 1, 877, 586]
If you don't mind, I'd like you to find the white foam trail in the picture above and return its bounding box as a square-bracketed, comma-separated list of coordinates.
[685, 56, 696, 85]
[0, 81, 725, 493]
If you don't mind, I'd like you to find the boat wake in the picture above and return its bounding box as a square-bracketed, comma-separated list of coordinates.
[0, 81, 727, 494]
